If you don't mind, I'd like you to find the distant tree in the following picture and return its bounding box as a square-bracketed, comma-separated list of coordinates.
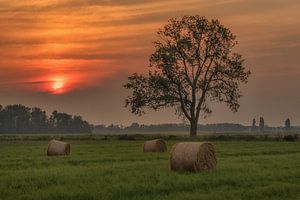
[107, 124, 121, 131]
[124, 15, 250, 136]
[251, 118, 256, 131]
[71, 115, 83, 132]
[259, 117, 264, 132]
[49, 111, 73, 133]
[127, 123, 140, 131]
[71, 115, 92, 133]
[30, 107, 47, 133]
[285, 118, 291, 131]
[0, 104, 92, 134]
[0, 105, 31, 133]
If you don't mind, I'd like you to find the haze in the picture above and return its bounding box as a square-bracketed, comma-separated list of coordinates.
[0, 0, 300, 126]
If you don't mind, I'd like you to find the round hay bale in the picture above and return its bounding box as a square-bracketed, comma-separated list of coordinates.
[170, 142, 217, 172]
[143, 139, 167, 152]
[47, 139, 70, 156]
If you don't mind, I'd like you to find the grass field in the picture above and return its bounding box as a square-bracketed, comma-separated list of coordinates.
[0, 140, 299, 200]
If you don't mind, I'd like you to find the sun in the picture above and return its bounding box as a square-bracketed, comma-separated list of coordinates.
[51, 77, 66, 94]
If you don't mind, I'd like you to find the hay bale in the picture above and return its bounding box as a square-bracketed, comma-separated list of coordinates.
[47, 139, 70, 156]
[170, 142, 217, 172]
[143, 139, 167, 152]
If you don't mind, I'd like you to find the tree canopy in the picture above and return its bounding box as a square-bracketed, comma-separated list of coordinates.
[124, 15, 250, 136]
[0, 104, 92, 134]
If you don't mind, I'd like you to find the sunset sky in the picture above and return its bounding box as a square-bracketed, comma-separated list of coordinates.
[1, 0, 300, 126]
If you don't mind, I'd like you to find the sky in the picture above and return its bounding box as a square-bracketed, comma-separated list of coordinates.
[0, 0, 300, 126]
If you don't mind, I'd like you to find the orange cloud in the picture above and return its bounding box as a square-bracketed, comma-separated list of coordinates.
[0, 0, 300, 125]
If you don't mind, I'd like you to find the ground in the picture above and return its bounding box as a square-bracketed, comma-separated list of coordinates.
[0, 140, 299, 200]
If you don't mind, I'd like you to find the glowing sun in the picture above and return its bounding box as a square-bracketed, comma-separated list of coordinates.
[51, 77, 66, 94]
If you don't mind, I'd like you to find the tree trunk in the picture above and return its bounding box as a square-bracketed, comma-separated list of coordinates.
[190, 118, 197, 137]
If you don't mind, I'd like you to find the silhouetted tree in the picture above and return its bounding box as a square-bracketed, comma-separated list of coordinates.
[0, 104, 92, 133]
[259, 117, 264, 132]
[124, 15, 250, 136]
[107, 124, 121, 131]
[30, 107, 47, 132]
[50, 111, 73, 133]
[0, 104, 31, 133]
[71, 115, 92, 133]
[251, 118, 256, 131]
[285, 118, 291, 131]
[126, 123, 140, 131]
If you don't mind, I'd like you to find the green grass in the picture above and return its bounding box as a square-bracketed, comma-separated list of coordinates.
[0, 140, 299, 200]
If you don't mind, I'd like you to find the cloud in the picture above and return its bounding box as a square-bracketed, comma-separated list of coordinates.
[0, 0, 171, 13]
[23, 80, 54, 85]
[0, 0, 300, 125]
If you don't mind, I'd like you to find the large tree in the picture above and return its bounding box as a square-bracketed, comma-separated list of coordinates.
[124, 16, 250, 136]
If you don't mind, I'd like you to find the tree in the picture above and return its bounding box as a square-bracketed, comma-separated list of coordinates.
[71, 115, 92, 133]
[30, 107, 47, 132]
[124, 15, 250, 136]
[259, 117, 264, 132]
[49, 111, 73, 133]
[0, 104, 31, 133]
[127, 122, 140, 130]
[251, 118, 256, 131]
[285, 118, 291, 131]
[0, 104, 92, 134]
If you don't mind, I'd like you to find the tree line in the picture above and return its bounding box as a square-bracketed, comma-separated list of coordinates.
[0, 104, 92, 134]
[94, 121, 298, 133]
[94, 123, 250, 133]
[251, 117, 292, 132]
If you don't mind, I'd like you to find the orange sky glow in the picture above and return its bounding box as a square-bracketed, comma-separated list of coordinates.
[0, 0, 300, 125]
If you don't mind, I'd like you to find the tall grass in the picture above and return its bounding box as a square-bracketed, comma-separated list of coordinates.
[0, 140, 299, 200]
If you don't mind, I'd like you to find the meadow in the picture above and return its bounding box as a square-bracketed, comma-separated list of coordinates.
[0, 139, 299, 200]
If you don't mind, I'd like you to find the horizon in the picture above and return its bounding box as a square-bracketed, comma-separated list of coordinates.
[1, 0, 300, 126]
[0, 103, 298, 127]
